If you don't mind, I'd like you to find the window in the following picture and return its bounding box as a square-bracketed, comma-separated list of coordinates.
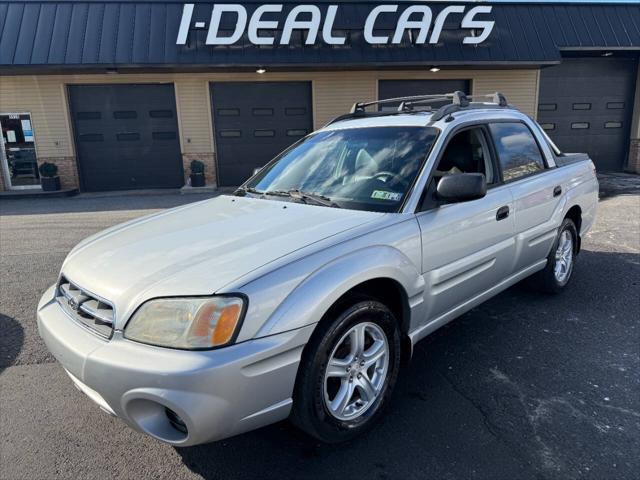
[149, 110, 173, 118]
[571, 122, 589, 130]
[79, 133, 103, 142]
[287, 129, 307, 137]
[434, 127, 495, 185]
[572, 103, 591, 110]
[152, 131, 177, 140]
[489, 123, 545, 182]
[113, 111, 137, 119]
[604, 122, 622, 129]
[254, 130, 275, 137]
[607, 102, 624, 110]
[217, 108, 240, 116]
[538, 104, 557, 111]
[220, 130, 241, 138]
[285, 108, 307, 116]
[0, 112, 39, 189]
[77, 112, 101, 120]
[116, 132, 140, 141]
[540, 123, 555, 131]
[252, 108, 273, 116]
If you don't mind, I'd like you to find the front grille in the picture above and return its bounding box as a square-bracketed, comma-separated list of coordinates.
[56, 277, 115, 339]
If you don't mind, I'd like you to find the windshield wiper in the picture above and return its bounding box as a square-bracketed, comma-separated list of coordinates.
[233, 186, 262, 196]
[264, 189, 340, 208]
[290, 190, 340, 208]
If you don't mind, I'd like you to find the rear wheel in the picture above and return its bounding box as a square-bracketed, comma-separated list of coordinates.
[530, 218, 578, 293]
[291, 299, 401, 443]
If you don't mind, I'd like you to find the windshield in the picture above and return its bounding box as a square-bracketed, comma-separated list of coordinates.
[244, 126, 438, 212]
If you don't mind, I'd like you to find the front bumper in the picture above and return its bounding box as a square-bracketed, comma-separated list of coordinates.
[37, 285, 314, 446]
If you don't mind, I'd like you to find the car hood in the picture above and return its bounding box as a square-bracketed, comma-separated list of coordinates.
[62, 195, 383, 326]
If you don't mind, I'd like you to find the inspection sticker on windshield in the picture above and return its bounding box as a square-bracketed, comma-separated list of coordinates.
[371, 190, 402, 201]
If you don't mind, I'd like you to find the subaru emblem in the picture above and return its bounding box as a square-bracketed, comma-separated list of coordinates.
[68, 298, 78, 311]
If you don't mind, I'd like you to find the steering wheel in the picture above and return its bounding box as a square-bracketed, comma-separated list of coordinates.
[372, 171, 403, 185]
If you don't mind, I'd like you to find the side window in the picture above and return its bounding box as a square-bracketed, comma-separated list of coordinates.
[434, 127, 495, 185]
[489, 123, 545, 182]
[420, 127, 495, 211]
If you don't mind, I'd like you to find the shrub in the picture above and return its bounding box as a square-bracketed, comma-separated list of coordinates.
[190, 160, 205, 175]
[39, 162, 58, 178]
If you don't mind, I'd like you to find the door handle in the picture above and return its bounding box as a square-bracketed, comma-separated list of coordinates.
[553, 185, 562, 197]
[496, 205, 510, 221]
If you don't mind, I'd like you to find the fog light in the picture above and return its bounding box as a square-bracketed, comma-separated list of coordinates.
[165, 407, 188, 434]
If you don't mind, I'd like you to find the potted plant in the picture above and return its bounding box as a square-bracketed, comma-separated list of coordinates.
[39, 162, 61, 191]
[190, 159, 205, 187]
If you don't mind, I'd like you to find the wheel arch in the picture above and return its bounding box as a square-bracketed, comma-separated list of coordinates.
[333, 278, 411, 333]
[565, 204, 583, 252]
[317, 277, 414, 365]
[254, 245, 423, 343]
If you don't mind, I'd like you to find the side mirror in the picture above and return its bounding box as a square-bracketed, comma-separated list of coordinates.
[436, 173, 487, 203]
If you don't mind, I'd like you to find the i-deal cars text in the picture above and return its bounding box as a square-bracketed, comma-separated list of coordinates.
[176, 3, 495, 46]
[38, 92, 598, 445]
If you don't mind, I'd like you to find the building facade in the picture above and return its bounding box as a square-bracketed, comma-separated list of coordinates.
[0, 0, 639, 192]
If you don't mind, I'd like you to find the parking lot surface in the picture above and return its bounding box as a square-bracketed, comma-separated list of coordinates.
[1, 177, 639, 480]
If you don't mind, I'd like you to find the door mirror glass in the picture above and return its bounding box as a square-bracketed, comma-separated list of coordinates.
[436, 173, 487, 203]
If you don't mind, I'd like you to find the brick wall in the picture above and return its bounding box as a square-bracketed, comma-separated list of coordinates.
[0, 156, 78, 191]
[629, 139, 640, 173]
[39, 156, 79, 190]
[182, 153, 216, 187]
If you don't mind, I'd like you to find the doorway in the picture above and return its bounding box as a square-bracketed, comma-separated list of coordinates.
[0, 112, 39, 189]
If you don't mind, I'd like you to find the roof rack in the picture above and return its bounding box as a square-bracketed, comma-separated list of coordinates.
[326, 92, 511, 126]
[427, 92, 510, 121]
[350, 91, 469, 114]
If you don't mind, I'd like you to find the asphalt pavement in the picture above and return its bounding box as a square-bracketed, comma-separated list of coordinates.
[1, 176, 638, 480]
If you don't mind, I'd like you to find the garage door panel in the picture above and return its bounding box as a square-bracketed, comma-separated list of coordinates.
[539, 58, 637, 172]
[69, 84, 183, 191]
[211, 82, 312, 187]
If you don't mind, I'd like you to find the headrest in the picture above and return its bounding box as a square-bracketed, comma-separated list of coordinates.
[439, 141, 475, 172]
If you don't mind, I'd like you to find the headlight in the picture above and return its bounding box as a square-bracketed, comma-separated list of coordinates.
[124, 296, 246, 349]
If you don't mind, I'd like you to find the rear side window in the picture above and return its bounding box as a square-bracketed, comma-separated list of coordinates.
[489, 123, 545, 182]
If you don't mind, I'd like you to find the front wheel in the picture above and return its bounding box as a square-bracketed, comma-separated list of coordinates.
[290, 299, 401, 443]
[530, 218, 578, 293]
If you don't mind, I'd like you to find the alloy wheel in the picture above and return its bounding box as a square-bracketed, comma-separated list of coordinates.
[554, 229, 574, 283]
[323, 322, 389, 421]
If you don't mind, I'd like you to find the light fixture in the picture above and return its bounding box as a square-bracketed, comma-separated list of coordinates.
[602, 52, 613, 57]
[256, 68, 267, 74]
[429, 67, 441, 73]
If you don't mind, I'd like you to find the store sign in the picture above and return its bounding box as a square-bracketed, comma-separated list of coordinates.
[177, 3, 495, 46]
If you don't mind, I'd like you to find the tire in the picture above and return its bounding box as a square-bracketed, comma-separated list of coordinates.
[530, 218, 578, 293]
[290, 298, 401, 443]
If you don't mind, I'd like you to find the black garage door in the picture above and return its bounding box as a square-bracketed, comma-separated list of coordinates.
[211, 82, 313, 186]
[69, 84, 183, 191]
[539, 58, 637, 172]
[379, 80, 471, 110]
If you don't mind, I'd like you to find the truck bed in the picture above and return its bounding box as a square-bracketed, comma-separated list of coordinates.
[555, 153, 591, 168]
